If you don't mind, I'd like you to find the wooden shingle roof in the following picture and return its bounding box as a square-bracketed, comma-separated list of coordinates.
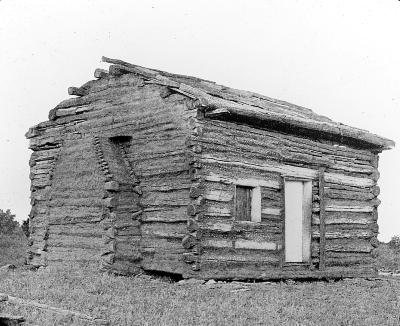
[100, 57, 395, 151]
[49, 56, 395, 151]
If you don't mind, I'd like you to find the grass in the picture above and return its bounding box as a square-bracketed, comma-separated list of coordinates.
[0, 232, 27, 266]
[0, 234, 399, 325]
[375, 243, 400, 272]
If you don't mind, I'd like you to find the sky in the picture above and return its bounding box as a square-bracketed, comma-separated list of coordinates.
[0, 0, 398, 241]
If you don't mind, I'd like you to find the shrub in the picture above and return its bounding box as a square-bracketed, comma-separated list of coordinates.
[375, 241, 400, 272]
[0, 208, 19, 234]
[21, 218, 30, 237]
[388, 235, 400, 251]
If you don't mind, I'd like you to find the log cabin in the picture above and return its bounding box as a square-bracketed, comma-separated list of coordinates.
[26, 57, 395, 280]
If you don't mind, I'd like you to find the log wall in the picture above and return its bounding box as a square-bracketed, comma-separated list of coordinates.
[183, 117, 380, 279]
[27, 69, 382, 279]
[46, 136, 106, 266]
[27, 133, 64, 266]
[27, 73, 195, 274]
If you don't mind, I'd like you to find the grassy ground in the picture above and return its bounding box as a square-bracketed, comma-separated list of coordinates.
[375, 243, 400, 272]
[0, 232, 27, 266]
[0, 235, 399, 326]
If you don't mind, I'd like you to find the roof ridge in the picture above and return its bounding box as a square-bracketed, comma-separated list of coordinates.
[47, 56, 394, 150]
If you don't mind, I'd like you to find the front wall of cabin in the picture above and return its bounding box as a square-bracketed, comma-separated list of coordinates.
[184, 117, 380, 279]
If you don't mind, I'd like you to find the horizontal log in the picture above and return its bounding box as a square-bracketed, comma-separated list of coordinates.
[49, 197, 104, 207]
[141, 222, 186, 239]
[312, 202, 376, 213]
[311, 239, 373, 254]
[201, 248, 280, 263]
[312, 252, 374, 267]
[235, 239, 279, 250]
[312, 225, 376, 239]
[47, 234, 103, 249]
[48, 206, 103, 224]
[204, 172, 280, 189]
[104, 181, 120, 191]
[48, 223, 104, 237]
[204, 189, 233, 202]
[199, 221, 233, 233]
[142, 207, 187, 222]
[201, 155, 374, 188]
[197, 119, 376, 163]
[94, 68, 109, 79]
[261, 188, 282, 202]
[0, 292, 104, 323]
[141, 252, 187, 275]
[326, 198, 380, 207]
[204, 202, 232, 217]
[325, 188, 376, 201]
[325, 206, 374, 213]
[52, 84, 143, 112]
[141, 189, 189, 206]
[68, 86, 88, 97]
[200, 225, 282, 243]
[191, 264, 377, 280]
[194, 135, 375, 176]
[115, 225, 140, 237]
[202, 239, 233, 248]
[204, 96, 393, 149]
[324, 183, 380, 196]
[46, 247, 100, 262]
[261, 208, 281, 216]
[312, 212, 374, 225]
[141, 237, 182, 250]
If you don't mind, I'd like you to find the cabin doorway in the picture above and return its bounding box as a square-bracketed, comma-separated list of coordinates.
[284, 179, 312, 263]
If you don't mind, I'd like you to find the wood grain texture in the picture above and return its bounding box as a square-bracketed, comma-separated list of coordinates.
[25, 57, 391, 279]
[319, 168, 326, 270]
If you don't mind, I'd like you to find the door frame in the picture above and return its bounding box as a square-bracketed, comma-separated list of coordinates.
[281, 176, 313, 267]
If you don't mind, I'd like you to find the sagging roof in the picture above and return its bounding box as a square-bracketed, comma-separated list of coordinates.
[54, 56, 395, 151]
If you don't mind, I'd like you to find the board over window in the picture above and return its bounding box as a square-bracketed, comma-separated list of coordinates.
[284, 179, 312, 263]
[234, 185, 261, 222]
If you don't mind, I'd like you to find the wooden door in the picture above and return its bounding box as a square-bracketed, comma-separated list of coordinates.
[284, 180, 312, 263]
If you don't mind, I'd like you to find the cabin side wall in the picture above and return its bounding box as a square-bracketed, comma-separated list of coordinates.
[27, 74, 196, 274]
[183, 117, 380, 279]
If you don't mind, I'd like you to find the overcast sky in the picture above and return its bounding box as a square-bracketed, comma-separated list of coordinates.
[0, 0, 398, 241]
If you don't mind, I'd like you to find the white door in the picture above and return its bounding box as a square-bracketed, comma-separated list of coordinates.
[284, 180, 312, 263]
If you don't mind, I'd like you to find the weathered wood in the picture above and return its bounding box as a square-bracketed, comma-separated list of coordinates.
[142, 206, 187, 222]
[235, 239, 279, 250]
[204, 98, 393, 150]
[197, 119, 376, 162]
[94, 68, 109, 79]
[201, 248, 280, 264]
[235, 185, 251, 221]
[319, 168, 326, 270]
[312, 224, 377, 239]
[68, 86, 88, 97]
[311, 238, 373, 254]
[26, 57, 391, 279]
[47, 234, 103, 249]
[313, 252, 375, 267]
[312, 212, 375, 225]
[46, 247, 101, 262]
[0, 314, 25, 326]
[204, 172, 280, 189]
[0, 292, 108, 324]
[201, 155, 375, 188]
[325, 188, 377, 201]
